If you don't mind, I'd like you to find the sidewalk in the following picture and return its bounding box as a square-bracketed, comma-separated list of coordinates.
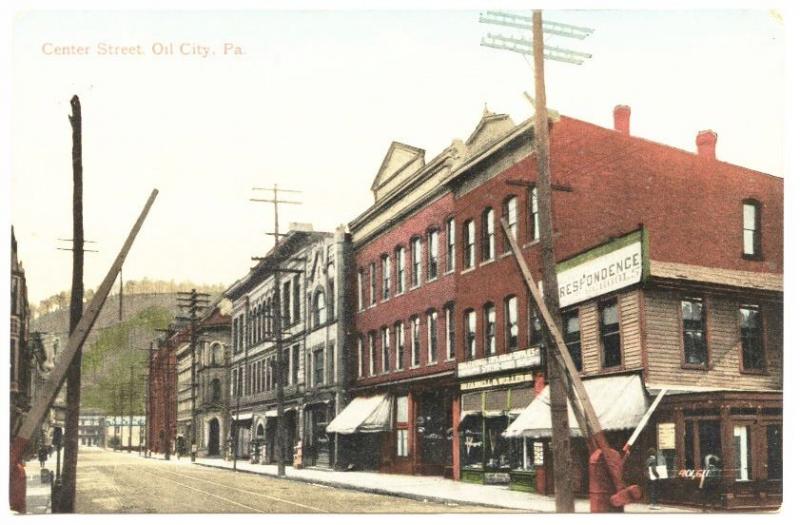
[23, 454, 58, 514]
[139, 453, 690, 513]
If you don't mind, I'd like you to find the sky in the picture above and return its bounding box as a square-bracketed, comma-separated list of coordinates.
[5, 4, 787, 305]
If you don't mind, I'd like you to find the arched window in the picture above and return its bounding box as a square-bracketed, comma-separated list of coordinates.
[209, 342, 222, 365]
[314, 290, 326, 327]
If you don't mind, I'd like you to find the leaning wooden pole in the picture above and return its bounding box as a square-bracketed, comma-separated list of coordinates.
[10, 189, 159, 512]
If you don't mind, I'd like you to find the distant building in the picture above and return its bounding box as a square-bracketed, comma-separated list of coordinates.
[104, 415, 145, 449]
[78, 409, 106, 447]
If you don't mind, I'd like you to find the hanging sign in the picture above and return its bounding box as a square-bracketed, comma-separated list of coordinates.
[533, 441, 545, 466]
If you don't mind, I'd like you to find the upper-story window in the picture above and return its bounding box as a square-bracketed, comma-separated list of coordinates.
[463, 220, 475, 269]
[481, 208, 495, 262]
[529, 186, 540, 241]
[381, 254, 391, 300]
[505, 296, 519, 351]
[395, 246, 406, 294]
[681, 297, 708, 367]
[528, 294, 544, 349]
[739, 304, 765, 371]
[368, 332, 376, 376]
[313, 348, 325, 386]
[465, 309, 476, 360]
[411, 237, 422, 287]
[210, 342, 222, 365]
[382, 326, 391, 373]
[357, 269, 364, 310]
[369, 262, 377, 306]
[313, 290, 326, 327]
[292, 275, 301, 323]
[484, 303, 496, 356]
[282, 281, 291, 324]
[445, 303, 456, 360]
[395, 321, 405, 369]
[427, 310, 438, 364]
[564, 309, 582, 371]
[232, 317, 240, 353]
[600, 299, 621, 368]
[743, 200, 761, 258]
[445, 218, 455, 273]
[411, 316, 421, 367]
[357, 335, 364, 377]
[428, 230, 439, 280]
[503, 196, 518, 252]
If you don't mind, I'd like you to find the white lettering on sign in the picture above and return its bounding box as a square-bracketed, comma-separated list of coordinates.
[457, 346, 541, 379]
[460, 372, 533, 391]
[557, 240, 642, 307]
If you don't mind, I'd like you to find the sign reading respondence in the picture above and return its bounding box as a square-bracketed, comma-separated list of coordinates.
[557, 231, 643, 307]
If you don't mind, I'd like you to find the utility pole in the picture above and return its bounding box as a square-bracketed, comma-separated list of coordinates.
[178, 289, 210, 462]
[57, 95, 85, 513]
[119, 265, 123, 321]
[478, 11, 592, 512]
[128, 365, 134, 452]
[251, 184, 301, 477]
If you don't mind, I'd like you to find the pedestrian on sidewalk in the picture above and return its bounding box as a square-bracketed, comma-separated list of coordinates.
[646, 448, 661, 510]
[700, 454, 722, 512]
[37, 445, 48, 469]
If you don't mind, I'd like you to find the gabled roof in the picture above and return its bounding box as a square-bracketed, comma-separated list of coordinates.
[464, 106, 516, 152]
[370, 141, 426, 194]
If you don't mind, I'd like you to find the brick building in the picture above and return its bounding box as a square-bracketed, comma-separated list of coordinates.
[147, 326, 182, 456]
[335, 104, 782, 509]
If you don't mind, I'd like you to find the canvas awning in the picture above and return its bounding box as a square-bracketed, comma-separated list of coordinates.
[504, 374, 650, 438]
[326, 394, 393, 434]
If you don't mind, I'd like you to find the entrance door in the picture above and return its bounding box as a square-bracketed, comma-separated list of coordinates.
[418, 390, 451, 475]
[208, 418, 220, 456]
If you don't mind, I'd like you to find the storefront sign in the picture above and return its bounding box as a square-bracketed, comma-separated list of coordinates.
[533, 441, 545, 466]
[657, 422, 676, 450]
[556, 232, 643, 307]
[457, 347, 541, 379]
[484, 472, 511, 485]
[460, 372, 533, 391]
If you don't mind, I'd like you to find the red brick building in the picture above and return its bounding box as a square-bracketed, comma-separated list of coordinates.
[147, 326, 183, 457]
[336, 104, 782, 509]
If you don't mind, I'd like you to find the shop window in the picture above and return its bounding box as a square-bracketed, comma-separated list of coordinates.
[395, 246, 406, 293]
[369, 263, 376, 306]
[684, 418, 722, 471]
[395, 322, 405, 369]
[510, 438, 540, 471]
[742, 199, 761, 258]
[529, 186, 540, 242]
[461, 414, 483, 469]
[485, 416, 511, 470]
[733, 425, 752, 481]
[411, 237, 422, 287]
[502, 196, 518, 253]
[681, 297, 708, 367]
[564, 309, 582, 371]
[445, 303, 456, 360]
[428, 230, 439, 279]
[411, 316, 421, 366]
[381, 254, 391, 300]
[463, 220, 475, 269]
[445, 218, 455, 272]
[465, 309, 476, 360]
[484, 303, 496, 356]
[382, 326, 391, 373]
[505, 296, 519, 352]
[767, 424, 782, 480]
[427, 310, 438, 364]
[739, 305, 765, 370]
[528, 294, 544, 349]
[481, 207, 495, 261]
[600, 299, 621, 368]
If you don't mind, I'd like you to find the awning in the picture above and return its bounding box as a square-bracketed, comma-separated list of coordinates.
[264, 409, 277, 418]
[326, 394, 392, 434]
[504, 374, 650, 439]
[232, 412, 253, 421]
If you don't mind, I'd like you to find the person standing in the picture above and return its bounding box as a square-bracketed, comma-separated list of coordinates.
[38, 445, 48, 469]
[646, 448, 661, 510]
[700, 454, 722, 512]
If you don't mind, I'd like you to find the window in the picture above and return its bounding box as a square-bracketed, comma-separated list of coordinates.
[564, 309, 582, 371]
[327, 344, 335, 385]
[428, 230, 439, 279]
[313, 290, 326, 327]
[283, 348, 290, 387]
[427, 310, 438, 363]
[529, 186, 540, 241]
[465, 309, 476, 360]
[463, 220, 475, 269]
[357, 336, 364, 377]
[503, 196, 518, 252]
[313, 349, 324, 386]
[266, 300, 272, 335]
[395, 322, 405, 369]
[282, 281, 291, 324]
[681, 298, 707, 366]
[292, 275, 301, 324]
[396, 396, 409, 458]
[395, 247, 406, 293]
[528, 295, 544, 348]
[368, 332, 376, 376]
[445, 218, 455, 272]
[233, 317, 240, 352]
[357, 269, 364, 310]
[411, 238, 422, 287]
[733, 425, 752, 481]
[766, 424, 782, 480]
[484, 304, 496, 355]
[742, 200, 761, 258]
[293, 344, 300, 385]
[505, 296, 519, 352]
[481, 208, 495, 261]
[411, 316, 421, 366]
[382, 326, 391, 373]
[600, 300, 621, 368]
[446, 304, 456, 360]
[381, 254, 391, 300]
[396, 429, 409, 457]
[740, 305, 765, 370]
[369, 263, 376, 305]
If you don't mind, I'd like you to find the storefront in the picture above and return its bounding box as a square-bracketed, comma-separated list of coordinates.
[304, 402, 334, 468]
[648, 390, 782, 510]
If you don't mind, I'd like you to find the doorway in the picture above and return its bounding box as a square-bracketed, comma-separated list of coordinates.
[208, 418, 220, 456]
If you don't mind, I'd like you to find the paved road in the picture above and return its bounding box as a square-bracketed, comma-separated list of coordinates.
[75, 448, 506, 513]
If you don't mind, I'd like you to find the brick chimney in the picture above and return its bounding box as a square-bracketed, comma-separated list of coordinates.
[696, 130, 717, 160]
[613, 105, 631, 135]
